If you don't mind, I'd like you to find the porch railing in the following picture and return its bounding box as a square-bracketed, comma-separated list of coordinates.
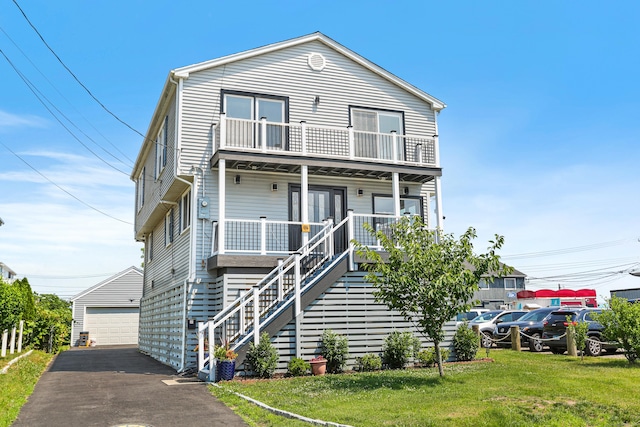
[217, 114, 439, 167]
[198, 212, 421, 381]
[211, 218, 325, 256]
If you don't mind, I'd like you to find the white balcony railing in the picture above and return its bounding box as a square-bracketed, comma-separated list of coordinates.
[217, 114, 439, 167]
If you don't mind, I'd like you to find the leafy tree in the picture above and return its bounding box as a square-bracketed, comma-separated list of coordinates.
[0, 278, 36, 331]
[354, 217, 509, 377]
[595, 297, 640, 364]
[29, 293, 72, 353]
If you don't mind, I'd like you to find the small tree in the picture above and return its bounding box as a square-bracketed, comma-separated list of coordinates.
[453, 322, 480, 362]
[595, 297, 640, 364]
[320, 329, 348, 373]
[246, 332, 279, 378]
[355, 217, 509, 377]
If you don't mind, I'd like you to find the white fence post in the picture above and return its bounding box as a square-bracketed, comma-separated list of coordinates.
[348, 126, 354, 159]
[347, 210, 355, 271]
[9, 326, 16, 355]
[1, 329, 7, 358]
[294, 254, 301, 317]
[17, 321, 24, 353]
[391, 131, 398, 163]
[301, 121, 307, 155]
[260, 117, 267, 153]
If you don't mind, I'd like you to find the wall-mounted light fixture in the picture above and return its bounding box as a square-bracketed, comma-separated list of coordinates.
[234, 175, 241, 184]
[403, 186, 409, 195]
[357, 188, 364, 197]
[314, 95, 320, 105]
[271, 183, 279, 192]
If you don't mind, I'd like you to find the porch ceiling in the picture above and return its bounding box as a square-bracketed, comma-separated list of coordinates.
[210, 151, 440, 183]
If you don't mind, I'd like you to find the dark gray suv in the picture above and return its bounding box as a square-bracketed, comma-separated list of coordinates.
[541, 308, 618, 356]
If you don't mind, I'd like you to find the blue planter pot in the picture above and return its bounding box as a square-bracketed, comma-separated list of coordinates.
[217, 360, 236, 381]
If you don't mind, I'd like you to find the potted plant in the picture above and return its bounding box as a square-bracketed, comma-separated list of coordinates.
[214, 343, 238, 381]
[309, 355, 327, 376]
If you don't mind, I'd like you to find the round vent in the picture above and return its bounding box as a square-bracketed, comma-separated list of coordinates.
[307, 53, 326, 71]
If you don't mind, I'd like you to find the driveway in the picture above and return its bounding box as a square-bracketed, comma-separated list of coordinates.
[12, 345, 247, 427]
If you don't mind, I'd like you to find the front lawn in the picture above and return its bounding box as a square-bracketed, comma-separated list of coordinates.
[0, 351, 54, 427]
[211, 350, 640, 426]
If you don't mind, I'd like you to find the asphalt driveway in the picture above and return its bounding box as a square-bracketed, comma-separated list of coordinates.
[12, 345, 247, 427]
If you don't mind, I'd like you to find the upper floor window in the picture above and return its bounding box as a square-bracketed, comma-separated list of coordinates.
[222, 91, 288, 149]
[180, 190, 191, 233]
[165, 208, 174, 246]
[504, 278, 516, 289]
[351, 107, 404, 159]
[478, 279, 489, 290]
[155, 116, 168, 179]
[137, 167, 145, 211]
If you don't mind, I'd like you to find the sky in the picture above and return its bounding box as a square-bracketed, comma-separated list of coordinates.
[0, 0, 638, 302]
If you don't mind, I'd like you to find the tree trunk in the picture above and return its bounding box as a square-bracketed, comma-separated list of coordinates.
[434, 341, 445, 377]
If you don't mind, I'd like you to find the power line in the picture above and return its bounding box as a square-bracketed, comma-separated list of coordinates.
[11, 0, 146, 139]
[0, 25, 135, 166]
[0, 141, 133, 225]
[0, 48, 130, 176]
[502, 238, 631, 260]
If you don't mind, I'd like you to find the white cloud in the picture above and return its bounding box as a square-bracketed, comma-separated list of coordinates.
[0, 110, 47, 129]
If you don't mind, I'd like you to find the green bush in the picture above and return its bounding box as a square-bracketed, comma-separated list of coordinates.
[246, 332, 278, 378]
[356, 353, 382, 371]
[453, 322, 480, 361]
[595, 297, 640, 363]
[287, 357, 310, 376]
[416, 347, 450, 367]
[382, 331, 420, 369]
[320, 329, 349, 373]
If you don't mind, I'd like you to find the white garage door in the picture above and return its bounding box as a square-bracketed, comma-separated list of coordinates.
[85, 307, 139, 345]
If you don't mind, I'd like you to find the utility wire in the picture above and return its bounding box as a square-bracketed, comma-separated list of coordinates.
[11, 0, 146, 139]
[0, 48, 130, 176]
[502, 238, 630, 260]
[0, 141, 133, 225]
[0, 25, 135, 166]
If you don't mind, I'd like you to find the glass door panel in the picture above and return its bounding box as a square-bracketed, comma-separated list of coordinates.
[225, 95, 254, 148]
[257, 99, 284, 149]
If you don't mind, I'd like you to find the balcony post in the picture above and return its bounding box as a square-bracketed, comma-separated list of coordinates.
[392, 172, 401, 217]
[294, 254, 301, 317]
[348, 126, 355, 159]
[347, 210, 355, 271]
[415, 143, 423, 164]
[391, 131, 398, 163]
[434, 176, 444, 235]
[219, 112, 226, 149]
[260, 117, 267, 153]
[301, 165, 309, 246]
[218, 159, 226, 254]
[434, 135, 440, 167]
[300, 121, 307, 155]
[253, 287, 260, 346]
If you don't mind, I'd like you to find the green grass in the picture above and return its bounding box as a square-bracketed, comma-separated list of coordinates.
[0, 350, 54, 427]
[211, 351, 640, 426]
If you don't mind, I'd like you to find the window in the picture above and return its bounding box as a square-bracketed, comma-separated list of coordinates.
[137, 167, 145, 211]
[478, 279, 489, 290]
[351, 107, 404, 159]
[155, 116, 168, 179]
[165, 209, 174, 246]
[147, 232, 153, 263]
[504, 278, 516, 289]
[180, 190, 191, 233]
[222, 91, 287, 149]
[373, 194, 423, 217]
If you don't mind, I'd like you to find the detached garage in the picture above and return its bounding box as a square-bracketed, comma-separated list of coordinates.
[70, 266, 143, 346]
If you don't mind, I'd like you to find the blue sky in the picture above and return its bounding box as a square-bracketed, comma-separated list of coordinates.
[0, 0, 638, 301]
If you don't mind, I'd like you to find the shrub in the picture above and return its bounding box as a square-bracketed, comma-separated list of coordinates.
[246, 332, 278, 378]
[287, 357, 310, 376]
[595, 297, 640, 363]
[356, 353, 382, 371]
[320, 329, 349, 373]
[453, 322, 480, 361]
[382, 331, 421, 369]
[416, 347, 450, 367]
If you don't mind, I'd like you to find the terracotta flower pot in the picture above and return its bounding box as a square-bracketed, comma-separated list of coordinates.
[310, 359, 327, 375]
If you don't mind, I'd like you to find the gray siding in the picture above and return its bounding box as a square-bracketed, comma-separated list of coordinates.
[71, 267, 143, 345]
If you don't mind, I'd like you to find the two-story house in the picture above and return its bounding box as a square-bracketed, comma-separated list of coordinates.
[132, 32, 448, 378]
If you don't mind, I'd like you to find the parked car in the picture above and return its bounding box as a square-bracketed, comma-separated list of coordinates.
[469, 310, 528, 348]
[455, 308, 489, 325]
[541, 307, 618, 356]
[492, 307, 557, 352]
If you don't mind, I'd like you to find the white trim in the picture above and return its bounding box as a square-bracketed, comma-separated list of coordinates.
[504, 278, 516, 290]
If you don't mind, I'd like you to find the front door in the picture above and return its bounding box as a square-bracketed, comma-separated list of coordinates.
[289, 186, 346, 253]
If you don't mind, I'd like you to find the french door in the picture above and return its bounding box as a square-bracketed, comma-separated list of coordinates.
[224, 93, 286, 149]
[289, 185, 346, 253]
[352, 108, 403, 159]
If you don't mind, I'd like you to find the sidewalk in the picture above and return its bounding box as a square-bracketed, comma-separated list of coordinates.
[12, 345, 247, 427]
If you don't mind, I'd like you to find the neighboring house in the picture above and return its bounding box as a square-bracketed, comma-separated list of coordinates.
[475, 266, 527, 310]
[70, 266, 143, 346]
[131, 32, 448, 375]
[0, 262, 17, 282]
[611, 287, 640, 301]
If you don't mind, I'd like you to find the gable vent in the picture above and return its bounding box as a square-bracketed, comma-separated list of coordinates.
[307, 53, 326, 71]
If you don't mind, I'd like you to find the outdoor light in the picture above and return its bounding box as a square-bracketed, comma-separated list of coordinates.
[234, 175, 241, 184]
[271, 183, 278, 192]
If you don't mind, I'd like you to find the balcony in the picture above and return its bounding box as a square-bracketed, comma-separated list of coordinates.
[211, 115, 441, 183]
